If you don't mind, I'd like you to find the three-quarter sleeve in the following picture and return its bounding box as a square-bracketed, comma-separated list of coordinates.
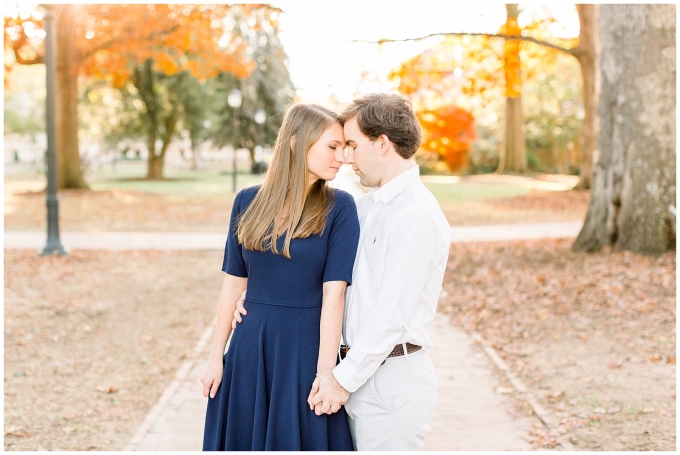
[322, 192, 360, 285]
[221, 190, 248, 277]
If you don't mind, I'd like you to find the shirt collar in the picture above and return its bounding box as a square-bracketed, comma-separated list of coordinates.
[368, 165, 420, 203]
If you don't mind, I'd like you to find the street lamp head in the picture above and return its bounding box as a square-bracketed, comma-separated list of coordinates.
[254, 109, 266, 125]
[227, 89, 242, 108]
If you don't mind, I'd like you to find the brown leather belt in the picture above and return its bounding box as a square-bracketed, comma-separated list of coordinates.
[339, 343, 422, 365]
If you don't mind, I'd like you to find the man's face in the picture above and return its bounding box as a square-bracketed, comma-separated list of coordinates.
[343, 116, 382, 188]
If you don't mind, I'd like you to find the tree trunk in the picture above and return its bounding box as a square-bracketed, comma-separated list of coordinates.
[501, 4, 527, 173]
[573, 4, 675, 255]
[55, 4, 88, 189]
[574, 4, 597, 190]
[147, 153, 164, 179]
[191, 135, 201, 170]
[146, 125, 162, 179]
[504, 95, 526, 172]
[147, 108, 177, 179]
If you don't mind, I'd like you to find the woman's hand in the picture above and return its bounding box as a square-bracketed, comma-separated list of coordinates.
[200, 357, 224, 399]
[231, 290, 248, 329]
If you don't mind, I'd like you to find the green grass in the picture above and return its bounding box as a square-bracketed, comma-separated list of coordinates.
[88, 169, 265, 195]
[423, 181, 533, 204]
[5, 165, 266, 196]
[7, 163, 536, 202]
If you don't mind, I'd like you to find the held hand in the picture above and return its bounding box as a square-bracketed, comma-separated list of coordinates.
[231, 290, 248, 330]
[307, 371, 349, 416]
[200, 358, 224, 399]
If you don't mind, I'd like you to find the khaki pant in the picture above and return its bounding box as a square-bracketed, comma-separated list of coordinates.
[344, 349, 437, 451]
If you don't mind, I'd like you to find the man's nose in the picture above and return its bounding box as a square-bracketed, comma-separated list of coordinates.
[345, 148, 355, 164]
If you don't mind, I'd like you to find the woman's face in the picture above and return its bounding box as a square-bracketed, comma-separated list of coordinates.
[306, 122, 346, 184]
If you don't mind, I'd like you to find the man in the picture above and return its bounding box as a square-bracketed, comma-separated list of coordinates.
[308, 93, 451, 450]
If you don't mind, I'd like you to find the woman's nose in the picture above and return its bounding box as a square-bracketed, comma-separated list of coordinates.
[335, 148, 346, 164]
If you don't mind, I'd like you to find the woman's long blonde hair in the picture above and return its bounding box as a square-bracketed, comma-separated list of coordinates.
[236, 103, 338, 258]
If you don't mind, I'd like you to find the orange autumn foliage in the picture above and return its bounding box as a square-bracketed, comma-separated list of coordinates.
[388, 7, 581, 173]
[499, 16, 522, 98]
[417, 106, 477, 172]
[5, 4, 278, 86]
[76, 4, 273, 86]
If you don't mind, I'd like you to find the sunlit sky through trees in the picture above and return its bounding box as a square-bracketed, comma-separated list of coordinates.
[6, 1, 580, 105]
[272, 0, 580, 104]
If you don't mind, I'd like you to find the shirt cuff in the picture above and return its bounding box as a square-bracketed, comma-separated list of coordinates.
[332, 360, 364, 393]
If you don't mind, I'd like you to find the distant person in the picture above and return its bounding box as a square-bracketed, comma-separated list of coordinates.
[201, 103, 359, 451]
[233, 93, 451, 450]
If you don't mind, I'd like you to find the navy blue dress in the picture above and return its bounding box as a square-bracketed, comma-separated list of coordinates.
[203, 185, 360, 451]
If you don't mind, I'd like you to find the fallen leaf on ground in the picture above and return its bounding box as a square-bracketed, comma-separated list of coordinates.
[607, 358, 625, 369]
[96, 385, 117, 393]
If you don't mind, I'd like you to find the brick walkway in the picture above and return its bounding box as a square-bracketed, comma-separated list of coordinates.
[125, 312, 536, 451]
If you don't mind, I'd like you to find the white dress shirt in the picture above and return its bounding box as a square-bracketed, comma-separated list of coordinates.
[333, 165, 451, 393]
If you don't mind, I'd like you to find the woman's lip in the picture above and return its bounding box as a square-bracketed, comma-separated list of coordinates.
[330, 167, 340, 172]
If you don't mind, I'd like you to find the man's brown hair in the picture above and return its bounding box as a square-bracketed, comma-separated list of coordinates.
[338, 93, 422, 159]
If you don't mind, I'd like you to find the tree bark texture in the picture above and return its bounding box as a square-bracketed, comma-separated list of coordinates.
[504, 95, 527, 172]
[573, 4, 676, 255]
[54, 4, 88, 189]
[573, 4, 597, 190]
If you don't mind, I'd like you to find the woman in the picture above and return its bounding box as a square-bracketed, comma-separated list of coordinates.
[201, 103, 359, 451]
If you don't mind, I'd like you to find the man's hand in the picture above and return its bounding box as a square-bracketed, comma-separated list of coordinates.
[307, 371, 349, 415]
[231, 290, 247, 330]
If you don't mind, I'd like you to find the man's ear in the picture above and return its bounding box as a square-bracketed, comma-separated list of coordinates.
[290, 135, 296, 152]
[378, 134, 391, 156]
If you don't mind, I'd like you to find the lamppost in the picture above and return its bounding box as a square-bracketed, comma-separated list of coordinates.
[41, 5, 67, 256]
[227, 89, 242, 193]
[254, 109, 266, 173]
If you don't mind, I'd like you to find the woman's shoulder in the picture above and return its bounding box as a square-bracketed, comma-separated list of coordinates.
[236, 184, 262, 206]
[330, 188, 358, 210]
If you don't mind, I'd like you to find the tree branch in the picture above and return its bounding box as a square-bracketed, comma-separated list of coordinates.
[80, 24, 181, 60]
[354, 32, 578, 56]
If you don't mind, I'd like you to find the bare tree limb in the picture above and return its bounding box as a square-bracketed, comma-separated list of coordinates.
[354, 32, 578, 56]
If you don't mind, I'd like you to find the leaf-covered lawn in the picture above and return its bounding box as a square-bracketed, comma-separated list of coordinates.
[4, 250, 224, 450]
[440, 239, 676, 450]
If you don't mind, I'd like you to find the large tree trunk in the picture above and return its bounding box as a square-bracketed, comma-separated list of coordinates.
[573, 4, 675, 256]
[573, 4, 597, 190]
[55, 4, 88, 189]
[501, 4, 527, 173]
